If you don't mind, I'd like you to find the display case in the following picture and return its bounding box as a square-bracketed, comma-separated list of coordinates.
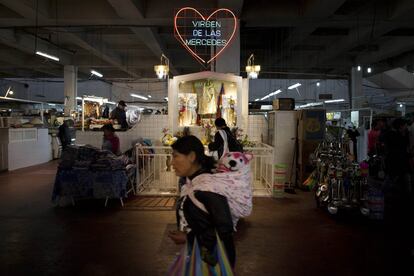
[168, 71, 248, 141]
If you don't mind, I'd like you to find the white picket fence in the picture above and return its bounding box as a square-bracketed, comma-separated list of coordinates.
[135, 143, 274, 196]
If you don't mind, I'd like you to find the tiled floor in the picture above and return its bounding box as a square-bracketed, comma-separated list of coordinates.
[0, 161, 412, 275]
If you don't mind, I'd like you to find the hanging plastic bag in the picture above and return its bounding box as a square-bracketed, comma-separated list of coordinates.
[167, 232, 234, 276]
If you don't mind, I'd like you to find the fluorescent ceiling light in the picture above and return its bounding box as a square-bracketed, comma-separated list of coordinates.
[254, 98, 260, 101]
[316, 82, 320, 87]
[324, 99, 345, 103]
[400, 104, 403, 108]
[76, 97, 82, 100]
[107, 101, 116, 105]
[260, 95, 270, 101]
[269, 89, 282, 96]
[288, 83, 301, 90]
[130, 93, 148, 100]
[357, 65, 361, 71]
[90, 70, 103, 78]
[367, 67, 372, 73]
[35, 51, 59, 62]
[147, 95, 152, 98]
[298, 102, 323, 108]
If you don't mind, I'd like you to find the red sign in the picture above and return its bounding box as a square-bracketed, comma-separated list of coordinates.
[174, 7, 237, 66]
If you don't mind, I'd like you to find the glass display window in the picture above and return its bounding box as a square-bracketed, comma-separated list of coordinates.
[177, 79, 237, 127]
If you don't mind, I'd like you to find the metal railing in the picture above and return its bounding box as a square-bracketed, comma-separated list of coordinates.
[135, 143, 274, 196]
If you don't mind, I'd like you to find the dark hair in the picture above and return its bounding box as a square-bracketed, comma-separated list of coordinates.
[118, 100, 127, 107]
[102, 124, 115, 132]
[171, 135, 215, 172]
[392, 117, 407, 130]
[214, 117, 227, 128]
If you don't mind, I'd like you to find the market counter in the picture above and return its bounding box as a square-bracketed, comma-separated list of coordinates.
[0, 128, 52, 171]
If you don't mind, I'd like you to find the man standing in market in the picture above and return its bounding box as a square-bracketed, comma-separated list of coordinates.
[110, 100, 128, 130]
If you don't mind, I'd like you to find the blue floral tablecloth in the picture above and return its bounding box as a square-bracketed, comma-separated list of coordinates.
[52, 168, 128, 202]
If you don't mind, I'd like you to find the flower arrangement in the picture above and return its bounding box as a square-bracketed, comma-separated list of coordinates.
[232, 127, 256, 147]
[200, 120, 214, 145]
[161, 128, 178, 146]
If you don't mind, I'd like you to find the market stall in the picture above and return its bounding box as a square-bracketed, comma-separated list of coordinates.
[0, 97, 54, 170]
[52, 145, 136, 206]
[168, 71, 249, 142]
[79, 96, 118, 131]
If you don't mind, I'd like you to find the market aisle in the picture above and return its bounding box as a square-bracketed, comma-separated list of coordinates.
[0, 161, 398, 275]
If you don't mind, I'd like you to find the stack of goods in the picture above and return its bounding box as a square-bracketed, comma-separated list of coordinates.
[53, 145, 130, 202]
[273, 164, 287, 198]
[59, 145, 126, 171]
[309, 139, 370, 216]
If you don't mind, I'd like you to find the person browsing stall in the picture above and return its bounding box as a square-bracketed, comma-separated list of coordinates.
[58, 119, 72, 151]
[168, 135, 236, 268]
[110, 100, 128, 129]
[101, 124, 121, 155]
[208, 118, 242, 159]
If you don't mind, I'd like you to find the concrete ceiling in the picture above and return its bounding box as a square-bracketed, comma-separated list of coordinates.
[0, 0, 413, 80]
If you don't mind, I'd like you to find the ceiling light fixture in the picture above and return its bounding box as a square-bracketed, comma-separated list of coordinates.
[269, 89, 282, 97]
[90, 70, 103, 78]
[367, 67, 372, 73]
[147, 95, 152, 98]
[164, 97, 168, 101]
[324, 99, 345, 103]
[357, 65, 361, 71]
[288, 83, 301, 90]
[4, 86, 13, 97]
[254, 98, 260, 101]
[288, 83, 302, 96]
[154, 53, 169, 79]
[316, 82, 320, 87]
[298, 102, 323, 108]
[130, 93, 148, 100]
[246, 54, 261, 79]
[35, 51, 60, 62]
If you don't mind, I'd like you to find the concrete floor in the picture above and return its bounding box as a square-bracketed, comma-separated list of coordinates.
[0, 161, 411, 275]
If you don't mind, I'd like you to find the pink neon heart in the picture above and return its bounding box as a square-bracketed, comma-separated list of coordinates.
[174, 7, 237, 65]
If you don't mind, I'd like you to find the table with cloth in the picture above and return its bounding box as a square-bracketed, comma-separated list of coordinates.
[51, 145, 133, 206]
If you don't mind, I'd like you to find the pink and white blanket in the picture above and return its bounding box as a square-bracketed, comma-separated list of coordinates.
[181, 165, 253, 229]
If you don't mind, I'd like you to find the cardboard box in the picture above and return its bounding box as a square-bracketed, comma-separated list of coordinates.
[273, 98, 295, 110]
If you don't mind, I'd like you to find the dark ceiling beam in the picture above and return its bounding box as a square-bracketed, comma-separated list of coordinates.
[356, 37, 414, 65]
[217, 0, 244, 17]
[59, 31, 140, 78]
[283, 0, 346, 47]
[272, 0, 346, 65]
[0, 0, 139, 78]
[306, 0, 414, 69]
[0, 29, 72, 64]
[0, 18, 172, 28]
[389, 0, 414, 19]
[387, 50, 414, 69]
[107, 0, 179, 75]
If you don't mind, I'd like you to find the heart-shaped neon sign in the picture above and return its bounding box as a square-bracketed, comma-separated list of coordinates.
[174, 7, 237, 66]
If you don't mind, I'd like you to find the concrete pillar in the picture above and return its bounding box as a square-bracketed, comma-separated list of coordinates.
[215, 19, 240, 75]
[350, 66, 363, 109]
[64, 65, 77, 116]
